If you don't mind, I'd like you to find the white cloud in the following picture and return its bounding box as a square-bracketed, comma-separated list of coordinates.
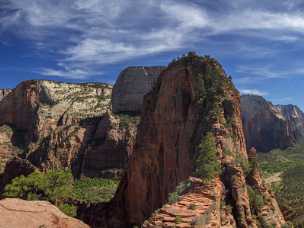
[40, 68, 93, 79]
[236, 65, 304, 79]
[240, 89, 268, 96]
[3, 1, 304, 79]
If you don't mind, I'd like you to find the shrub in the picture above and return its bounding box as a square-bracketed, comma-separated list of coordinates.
[195, 132, 221, 182]
[188, 203, 197, 210]
[73, 177, 119, 203]
[3, 170, 119, 217]
[247, 185, 265, 214]
[168, 180, 193, 204]
[175, 215, 182, 224]
[4, 170, 73, 204]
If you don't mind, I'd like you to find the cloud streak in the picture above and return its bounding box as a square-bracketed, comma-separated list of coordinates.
[240, 89, 268, 96]
[2, 0, 304, 78]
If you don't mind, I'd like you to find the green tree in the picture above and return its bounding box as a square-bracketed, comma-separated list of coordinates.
[4, 170, 73, 205]
[195, 132, 221, 182]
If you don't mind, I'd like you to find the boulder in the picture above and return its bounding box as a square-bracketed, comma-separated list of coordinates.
[0, 198, 89, 228]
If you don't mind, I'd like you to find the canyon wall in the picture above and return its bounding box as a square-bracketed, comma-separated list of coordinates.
[241, 95, 304, 152]
[112, 66, 164, 114]
[0, 80, 138, 186]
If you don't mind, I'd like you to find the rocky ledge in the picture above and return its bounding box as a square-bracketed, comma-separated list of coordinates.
[0, 198, 89, 228]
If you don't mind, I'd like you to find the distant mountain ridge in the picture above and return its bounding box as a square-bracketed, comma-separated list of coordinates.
[241, 94, 304, 152]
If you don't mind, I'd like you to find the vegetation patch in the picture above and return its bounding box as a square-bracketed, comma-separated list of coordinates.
[115, 113, 140, 129]
[168, 180, 193, 204]
[257, 144, 304, 226]
[3, 170, 119, 217]
[194, 132, 221, 182]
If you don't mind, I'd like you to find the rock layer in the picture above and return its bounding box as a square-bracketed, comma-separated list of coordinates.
[112, 66, 164, 114]
[0, 198, 89, 228]
[241, 95, 304, 152]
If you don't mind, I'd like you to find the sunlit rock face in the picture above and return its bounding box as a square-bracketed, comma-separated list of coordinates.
[112, 66, 165, 114]
[0, 198, 89, 228]
[241, 95, 304, 152]
[0, 80, 139, 183]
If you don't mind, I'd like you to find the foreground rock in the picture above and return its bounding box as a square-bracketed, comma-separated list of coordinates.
[241, 95, 304, 152]
[81, 54, 285, 227]
[0, 198, 89, 228]
[112, 66, 164, 114]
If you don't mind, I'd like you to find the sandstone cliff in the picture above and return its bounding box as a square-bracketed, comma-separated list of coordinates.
[241, 95, 304, 152]
[112, 66, 164, 114]
[0, 89, 11, 102]
[0, 198, 89, 228]
[0, 80, 137, 186]
[82, 53, 285, 227]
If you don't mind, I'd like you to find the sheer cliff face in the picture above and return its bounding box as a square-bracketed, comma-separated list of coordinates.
[241, 95, 304, 152]
[115, 55, 285, 227]
[112, 66, 165, 114]
[0, 80, 137, 180]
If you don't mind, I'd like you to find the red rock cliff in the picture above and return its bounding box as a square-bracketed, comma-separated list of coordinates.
[102, 53, 285, 228]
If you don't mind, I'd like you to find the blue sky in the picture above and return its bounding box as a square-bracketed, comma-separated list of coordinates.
[1, 0, 304, 109]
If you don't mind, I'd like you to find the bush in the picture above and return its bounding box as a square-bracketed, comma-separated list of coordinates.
[247, 185, 265, 214]
[73, 177, 119, 203]
[168, 180, 192, 204]
[4, 170, 73, 204]
[3, 170, 119, 217]
[195, 132, 221, 182]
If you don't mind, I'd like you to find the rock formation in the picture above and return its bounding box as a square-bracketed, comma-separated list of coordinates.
[0, 198, 89, 228]
[81, 53, 285, 227]
[0, 80, 137, 183]
[80, 112, 139, 178]
[112, 66, 164, 114]
[0, 89, 11, 101]
[241, 95, 304, 152]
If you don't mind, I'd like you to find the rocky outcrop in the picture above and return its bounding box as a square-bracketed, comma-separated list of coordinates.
[241, 95, 304, 152]
[82, 54, 285, 227]
[0, 198, 89, 228]
[0, 89, 12, 101]
[112, 66, 164, 114]
[80, 112, 139, 178]
[0, 125, 20, 174]
[143, 177, 232, 228]
[0, 80, 137, 180]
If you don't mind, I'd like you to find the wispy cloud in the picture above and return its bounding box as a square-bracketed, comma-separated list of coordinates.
[39, 68, 94, 79]
[236, 65, 304, 79]
[240, 89, 268, 96]
[2, 0, 304, 79]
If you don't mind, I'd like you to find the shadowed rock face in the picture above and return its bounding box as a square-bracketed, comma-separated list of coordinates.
[0, 198, 89, 228]
[81, 54, 285, 228]
[241, 95, 304, 152]
[112, 66, 165, 114]
[0, 80, 137, 182]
